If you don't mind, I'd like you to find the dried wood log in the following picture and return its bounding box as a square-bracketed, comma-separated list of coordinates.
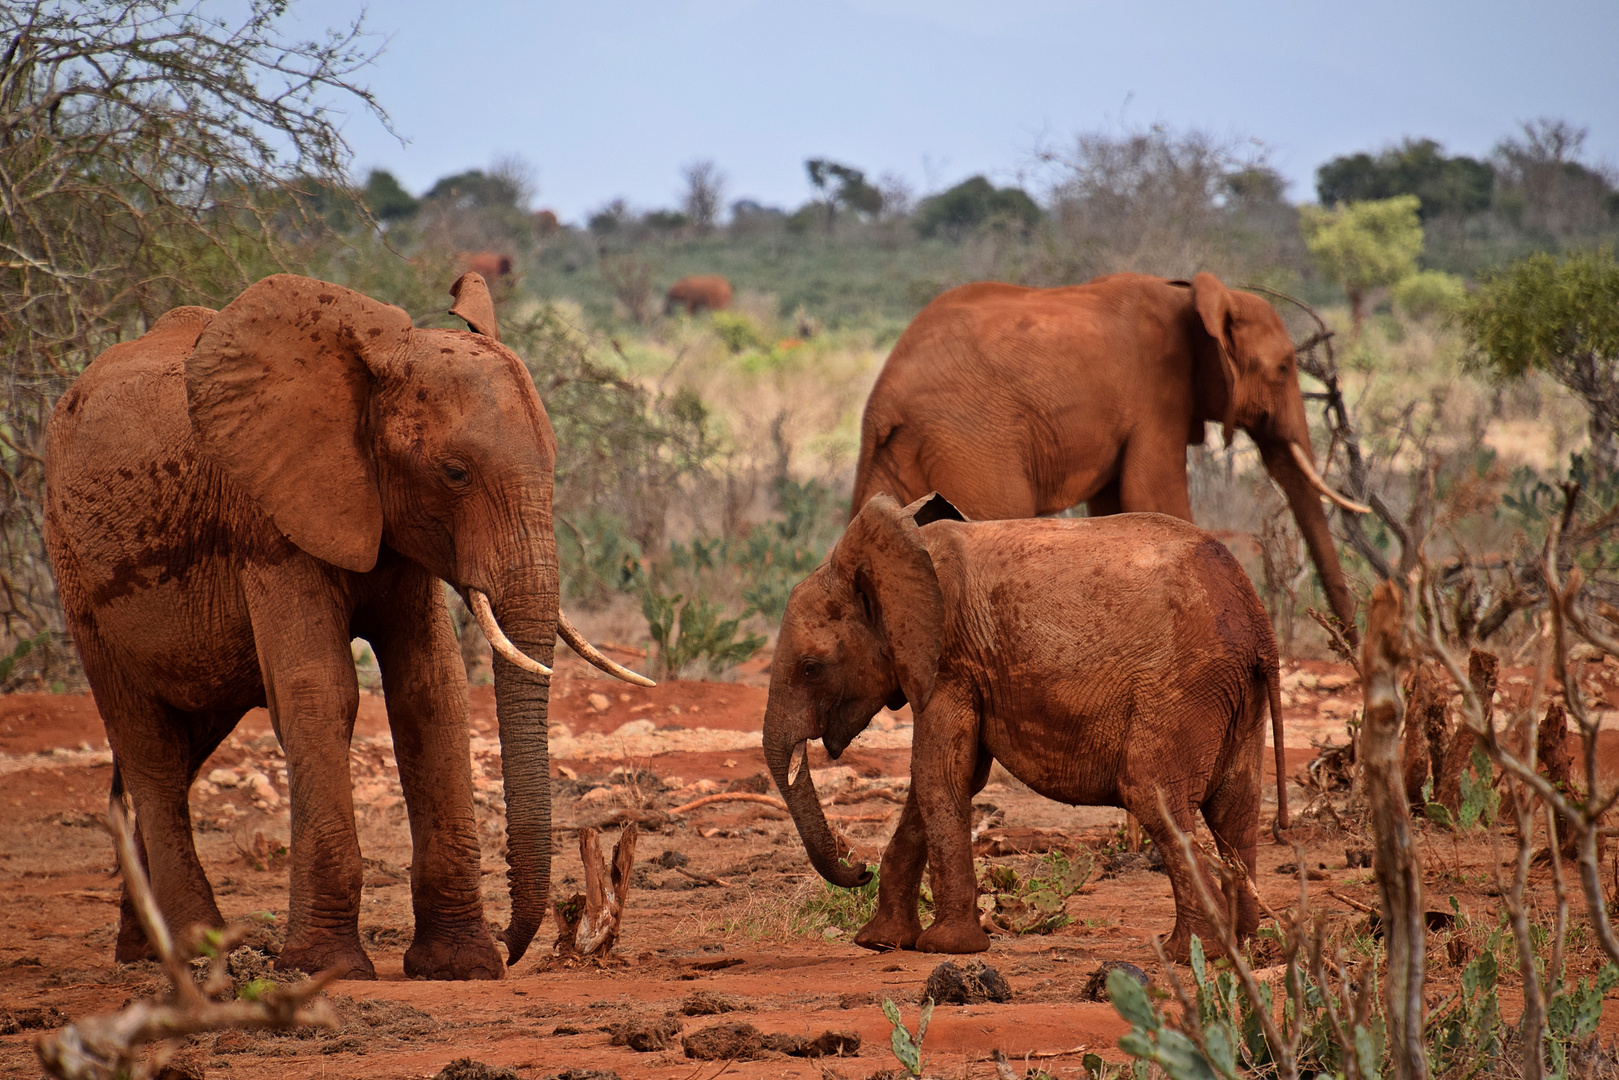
[1434, 650, 1496, 813]
[554, 823, 637, 957]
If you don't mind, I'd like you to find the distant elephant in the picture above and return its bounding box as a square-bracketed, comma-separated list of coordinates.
[463, 251, 514, 280]
[764, 494, 1283, 961]
[44, 272, 650, 981]
[664, 274, 733, 315]
[851, 272, 1369, 642]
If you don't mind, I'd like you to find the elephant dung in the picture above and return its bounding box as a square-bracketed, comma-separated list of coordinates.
[683, 1021, 764, 1061]
[607, 1016, 681, 1052]
[921, 959, 1013, 1005]
[433, 1060, 520, 1080]
[1081, 961, 1150, 1002]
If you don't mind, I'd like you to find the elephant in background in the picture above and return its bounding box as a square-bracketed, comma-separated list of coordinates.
[851, 272, 1369, 642]
[462, 251, 514, 281]
[44, 271, 649, 980]
[763, 494, 1282, 960]
[664, 274, 733, 315]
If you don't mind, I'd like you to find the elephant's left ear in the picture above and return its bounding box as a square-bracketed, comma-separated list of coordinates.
[1192, 272, 1239, 446]
[449, 272, 500, 341]
[839, 495, 945, 714]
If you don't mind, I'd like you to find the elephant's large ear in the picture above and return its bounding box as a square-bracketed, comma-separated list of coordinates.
[1192, 272, 1240, 446]
[186, 274, 412, 572]
[449, 271, 500, 341]
[837, 495, 945, 713]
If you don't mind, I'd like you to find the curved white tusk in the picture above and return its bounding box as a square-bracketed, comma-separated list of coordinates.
[1289, 442, 1372, 515]
[468, 590, 552, 676]
[556, 610, 656, 687]
[786, 739, 809, 788]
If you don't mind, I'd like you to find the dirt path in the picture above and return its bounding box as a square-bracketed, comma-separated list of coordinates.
[4, 655, 1617, 1077]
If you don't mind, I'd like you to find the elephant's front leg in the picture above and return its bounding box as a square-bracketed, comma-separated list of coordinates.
[366, 573, 502, 979]
[245, 565, 374, 979]
[854, 789, 926, 951]
[911, 693, 990, 954]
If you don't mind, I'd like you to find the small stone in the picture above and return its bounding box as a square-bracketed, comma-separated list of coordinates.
[1316, 672, 1355, 691]
[612, 718, 657, 738]
[588, 693, 610, 712]
[208, 768, 241, 788]
[246, 771, 278, 807]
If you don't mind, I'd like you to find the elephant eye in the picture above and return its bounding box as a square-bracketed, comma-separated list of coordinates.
[441, 462, 470, 485]
[800, 657, 822, 679]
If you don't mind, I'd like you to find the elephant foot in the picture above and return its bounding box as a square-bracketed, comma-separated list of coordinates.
[275, 937, 376, 981]
[915, 919, 990, 954]
[854, 910, 923, 952]
[404, 926, 504, 981]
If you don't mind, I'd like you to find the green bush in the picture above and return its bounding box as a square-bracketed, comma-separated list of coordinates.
[640, 587, 765, 680]
[710, 310, 767, 353]
[1392, 269, 1467, 319]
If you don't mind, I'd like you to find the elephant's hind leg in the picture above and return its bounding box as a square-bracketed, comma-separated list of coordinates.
[1201, 711, 1263, 942]
[1119, 739, 1222, 963]
[101, 695, 229, 962]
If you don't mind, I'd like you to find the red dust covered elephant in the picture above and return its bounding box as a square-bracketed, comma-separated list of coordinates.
[43, 272, 650, 980]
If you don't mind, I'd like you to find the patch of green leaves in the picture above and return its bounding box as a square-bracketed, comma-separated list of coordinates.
[0, 631, 49, 686]
[975, 849, 1094, 935]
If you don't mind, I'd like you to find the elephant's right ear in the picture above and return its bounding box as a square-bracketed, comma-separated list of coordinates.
[1192, 272, 1240, 446]
[838, 495, 946, 713]
[186, 274, 413, 573]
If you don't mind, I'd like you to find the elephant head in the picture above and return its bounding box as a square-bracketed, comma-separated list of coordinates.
[763, 493, 963, 889]
[1188, 272, 1368, 641]
[183, 272, 647, 964]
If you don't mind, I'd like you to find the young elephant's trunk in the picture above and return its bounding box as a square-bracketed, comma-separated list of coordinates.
[763, 723, 871, 889]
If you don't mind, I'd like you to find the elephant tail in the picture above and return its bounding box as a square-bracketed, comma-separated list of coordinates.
[1265, 664, 1289, 834]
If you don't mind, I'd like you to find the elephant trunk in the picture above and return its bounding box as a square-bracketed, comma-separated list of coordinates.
[484, 564, 558, 966]
[1257, 437, 1361, 646]
[763, 711, 872, 889]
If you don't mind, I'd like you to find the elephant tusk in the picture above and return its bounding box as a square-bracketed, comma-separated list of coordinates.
[786, 739, 809, 788]
[468, 590, 552, 676]
[1289, 442, 1372, 515]
[557, 610, 656, 687]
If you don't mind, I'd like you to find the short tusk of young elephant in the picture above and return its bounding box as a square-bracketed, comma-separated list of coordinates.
[1289, 442, 1372, 515]
[468, 590, 552, 676]
[786, 739, 809, 788]
[556, 610, 656, 687]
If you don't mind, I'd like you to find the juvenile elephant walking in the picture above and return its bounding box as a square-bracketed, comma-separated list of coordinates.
[851, 272, 1368, 642]
[764, 494, 1283, 960]
[44, 273, 649, 980]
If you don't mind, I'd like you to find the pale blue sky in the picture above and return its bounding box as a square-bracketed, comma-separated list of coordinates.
[299, 0, 1619, 223]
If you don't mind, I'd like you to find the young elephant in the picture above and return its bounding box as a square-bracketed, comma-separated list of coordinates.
[763, 494, 1284, 960]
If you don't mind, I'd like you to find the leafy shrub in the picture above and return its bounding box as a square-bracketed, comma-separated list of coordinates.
[975, 849, 1093, 934]
[710, 310, 766, 354]
[640, 587, 765, 680]
[557, 511, 645, 610]
[1393, 269, 1467, 319]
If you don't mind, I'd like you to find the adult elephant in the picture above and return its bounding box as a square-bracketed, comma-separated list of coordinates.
[44, 272, 650, 981]
[664, 274, 733, 316]
[851, 272, 1368, 640]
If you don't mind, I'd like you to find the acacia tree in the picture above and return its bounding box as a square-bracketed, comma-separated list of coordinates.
[1458, 247, 1619, 481]
[680, 160, 725, 235]
[1300, 195, 1424, 335]
[0, 1, 386, 681]
[805, 158, 882, 233]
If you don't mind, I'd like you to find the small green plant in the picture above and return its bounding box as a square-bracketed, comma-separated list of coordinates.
[791, 872, 881, 937]
[641, 585, 765, 679]
[881, 997, 932, 1078]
